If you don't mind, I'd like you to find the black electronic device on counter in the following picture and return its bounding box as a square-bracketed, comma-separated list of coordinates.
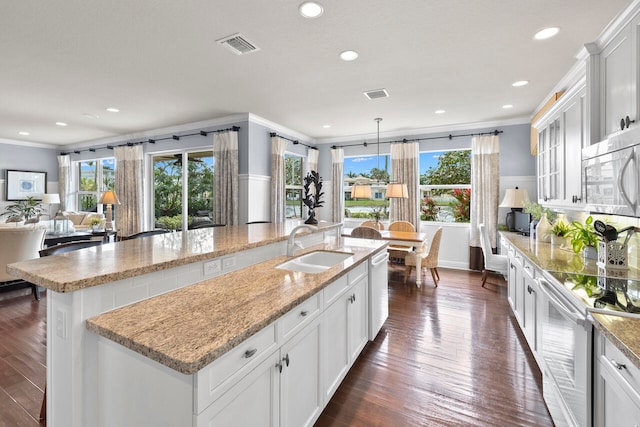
[513, 211, 531, 235]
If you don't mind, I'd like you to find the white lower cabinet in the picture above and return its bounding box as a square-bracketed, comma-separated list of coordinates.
[323, 274, 368, 402]
[594, 329, 640, 426]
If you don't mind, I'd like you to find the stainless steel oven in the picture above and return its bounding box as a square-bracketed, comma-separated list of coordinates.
[538, 276, 592, 427]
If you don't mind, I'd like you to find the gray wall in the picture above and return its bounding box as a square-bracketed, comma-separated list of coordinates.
[0, 143, 60, 187]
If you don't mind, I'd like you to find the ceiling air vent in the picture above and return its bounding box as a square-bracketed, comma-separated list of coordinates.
[216, 33, 260, 55]
[363, 88, 389, 100]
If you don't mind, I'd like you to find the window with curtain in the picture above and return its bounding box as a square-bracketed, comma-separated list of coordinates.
[152, 150, 214, 229]
[77, 159, 115, 211]
[285, 153, 303, 218]
[419, 149, 471, 223]
[343, 154, 390, 219]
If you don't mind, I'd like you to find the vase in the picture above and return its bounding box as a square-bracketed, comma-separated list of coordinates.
[535, 212, 551, 243]
[305, 208, 318, 225]
[584, 245, 597, 260]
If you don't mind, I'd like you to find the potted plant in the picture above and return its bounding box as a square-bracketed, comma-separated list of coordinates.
[523, 201, 556, 240]
[567, 215, 600, 259]
[549, 218, 572, 247]
[89, 217, 103, 231]
[1, 196, 42, 222]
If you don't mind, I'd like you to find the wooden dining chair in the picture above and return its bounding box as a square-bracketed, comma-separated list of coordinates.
[404, 227, 443, 287]
[388, 220, 415, 262]
[351, 226, 382, 239]
[361, 220, 384, 231]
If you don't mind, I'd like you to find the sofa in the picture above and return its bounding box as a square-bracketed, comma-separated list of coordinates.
[0, 224, 48, 300]
[62, 212, 105, 231]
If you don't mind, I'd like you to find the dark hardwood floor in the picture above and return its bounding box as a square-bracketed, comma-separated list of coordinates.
[0, 265, 552, 427]
[315, 265, 553, 427]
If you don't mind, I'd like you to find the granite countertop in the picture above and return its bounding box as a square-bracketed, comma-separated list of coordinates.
[501, 232, 640, 368]
[86, 238, 386, 375]
[7, 221, 341, 293]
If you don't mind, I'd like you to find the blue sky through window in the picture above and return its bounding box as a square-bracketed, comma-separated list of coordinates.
[344, 152, 444, 176]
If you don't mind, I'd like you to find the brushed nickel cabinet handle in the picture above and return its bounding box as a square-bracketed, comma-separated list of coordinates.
[244, 348, 257, 358]
[300, 310, 308, 317]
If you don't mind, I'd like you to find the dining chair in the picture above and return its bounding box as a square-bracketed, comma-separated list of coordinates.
[0, 227, 47, 300]
[361, 220, 384, 231]
[350, 226, 382, 239]
[387, 220, 415, 261]
[404, 227, 443, 286]
[478, 223, 509, 287]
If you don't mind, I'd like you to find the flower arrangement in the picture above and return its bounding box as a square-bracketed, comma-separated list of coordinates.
[302, 171, 324, 225]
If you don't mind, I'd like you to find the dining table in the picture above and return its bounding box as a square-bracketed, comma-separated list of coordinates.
[342, 227, 429, 287]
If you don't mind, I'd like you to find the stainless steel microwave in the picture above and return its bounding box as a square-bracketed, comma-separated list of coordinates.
[583, 128, 640, 217]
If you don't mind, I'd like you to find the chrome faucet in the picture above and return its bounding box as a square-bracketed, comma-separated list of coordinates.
[287, 224, 318, 256]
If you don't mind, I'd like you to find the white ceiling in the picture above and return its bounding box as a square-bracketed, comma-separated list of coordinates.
[0, 0, 632, 146]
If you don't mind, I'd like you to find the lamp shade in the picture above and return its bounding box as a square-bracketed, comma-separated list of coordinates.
[99, 190, 121, 205]
[351, 184, 371, 199]
[499, 188, 530, 208]
[386, 183, 408, 198]
[42, 193, 60, 204]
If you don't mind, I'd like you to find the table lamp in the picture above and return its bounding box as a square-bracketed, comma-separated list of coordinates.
[41, 193, 60, 219]
[499, 187, 530, 231]
[99, 190, 120, 231]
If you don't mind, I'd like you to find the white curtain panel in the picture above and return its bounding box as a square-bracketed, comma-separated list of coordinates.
[114, 145, 144, 238]
[57, 155, 70, 212]
[213, 130, 239, 226]
[470, 135, 500, 249]
[331, 148, 344, 223]
[390, 142, 420, 230]
[307, 148, 319, 174]
[271, 136, 287, 223]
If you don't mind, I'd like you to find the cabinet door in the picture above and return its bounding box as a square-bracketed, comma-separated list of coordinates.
[537, 118, 562, 203]
[563, 90, 586, 206]
[196, 352, 280, 427]
[323, 291, 349, 401]
[280, 317, 323, 427]
[596, 357, 640, 426]
[600, 23, 635, 139]
[522, 264, 538, 355]
[511, 253, 524, 327]
[348, 276, 368, 362]
[507, 249, 517, 312]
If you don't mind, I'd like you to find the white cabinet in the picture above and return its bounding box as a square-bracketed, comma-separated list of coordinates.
[507, 245, 518, 313]
[599, 22, 636, 140]
[509, 250, 524, 328]
[322, 272, 368, 402]
[534, 83, 587, 208]
[594, 328, 640, 426]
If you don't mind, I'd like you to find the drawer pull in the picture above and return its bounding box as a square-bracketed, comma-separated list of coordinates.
[611, 359, 627, 370]
[276, 361, 283, 373]
[300, 310, 308, 317]
[283, 353, 290, 367]
[244, 348, 258, 359]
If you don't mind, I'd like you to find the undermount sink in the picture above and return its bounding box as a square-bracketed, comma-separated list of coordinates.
[276, 250, 354, 274]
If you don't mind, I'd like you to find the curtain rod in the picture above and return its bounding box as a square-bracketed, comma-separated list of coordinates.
[330, 129, 502, 149]
[60, 126, 240, 155]
[270, 132, 318, 150]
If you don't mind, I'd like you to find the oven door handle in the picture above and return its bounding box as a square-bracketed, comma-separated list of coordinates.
[537, 278, 588, 326]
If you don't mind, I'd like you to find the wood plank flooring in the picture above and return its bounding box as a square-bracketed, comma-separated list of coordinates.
[0, 265, 552, 427]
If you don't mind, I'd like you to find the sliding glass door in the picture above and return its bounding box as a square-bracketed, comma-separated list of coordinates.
[152, 150, 214, 230]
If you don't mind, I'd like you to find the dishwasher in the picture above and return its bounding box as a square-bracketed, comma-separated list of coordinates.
[368, 250, 389, 340]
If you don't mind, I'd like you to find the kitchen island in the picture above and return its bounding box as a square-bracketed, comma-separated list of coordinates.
[7, 221, 387, 427]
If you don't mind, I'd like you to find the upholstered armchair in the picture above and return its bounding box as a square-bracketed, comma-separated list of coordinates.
[0, 226, 47, 300]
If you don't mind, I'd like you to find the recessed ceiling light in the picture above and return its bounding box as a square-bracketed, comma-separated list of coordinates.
[435, 110, 446, 114]
[55, 122, 68, 127]
[18, 131, 30, 136]
[105, 107, 120, 113]
[299, 2, 323, 18]
[323, 124, 331, 128]
[340, 50, 358, 61]
[512, 80, 529, 87]
[534, 27, 560, 40]
[502, 104, 514, 109]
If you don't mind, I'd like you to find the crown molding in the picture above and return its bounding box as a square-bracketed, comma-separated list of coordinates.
[247, 113, 313, 143]
[0, 137, 59, 149]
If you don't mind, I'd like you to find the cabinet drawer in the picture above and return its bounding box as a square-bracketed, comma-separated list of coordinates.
[324, 275, 349, 306]
[349, 263, 367, 285]
[195, 323, 277, 413]
[279, 293, 321, 343]
[602, 336, 640, 393]
[522, 259, 537, 279]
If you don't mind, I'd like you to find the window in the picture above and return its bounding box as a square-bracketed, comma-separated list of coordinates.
[343, 154, 390, 219]
[77, 159, 115, 211]
[285, 154, 303, 218]
[419, 150, 471, 222]
[152, 150, 214, 229]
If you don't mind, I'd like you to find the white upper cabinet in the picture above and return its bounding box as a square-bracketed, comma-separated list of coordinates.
[599, 21, 636, 140]
[534, 83, 586, 208]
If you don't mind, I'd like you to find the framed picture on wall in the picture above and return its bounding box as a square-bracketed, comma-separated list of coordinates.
[6, 170, 47, 201]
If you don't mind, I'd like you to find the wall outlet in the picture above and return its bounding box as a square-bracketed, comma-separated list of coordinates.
[222, 256, 236, 269]
[203, 259, 222, 275]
